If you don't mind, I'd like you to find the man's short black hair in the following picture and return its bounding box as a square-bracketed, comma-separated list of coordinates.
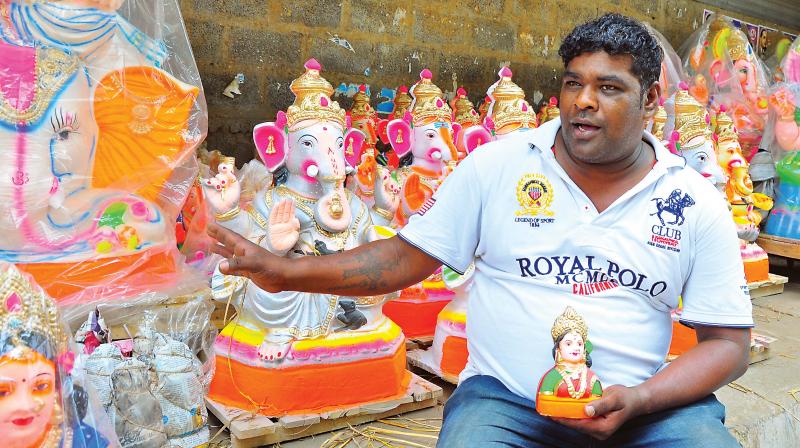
[558, 13, 663, 99]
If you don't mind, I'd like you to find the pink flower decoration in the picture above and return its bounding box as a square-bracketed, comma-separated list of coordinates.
[131, 201, 148, 218]
[5, 292, 21, 312]
[436, 98, 443, 108]
[57, 351, 76, 374]
[320, 96, 329, 107]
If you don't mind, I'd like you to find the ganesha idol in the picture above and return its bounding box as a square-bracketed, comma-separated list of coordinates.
[381, 69, 461, 340]
[203, 60, 409, 416]
[451, 87, 483, 161]
[663, 88, 726, 188]
[348, 84, 395, 209]
[765, 45, 800, 239]
[714, 110, 773, 282]
[375, 85, 413, 171]
[683, 15, 770, 161]
[453, 67, 541, 158]
[0, 36, 199, 303]
[412, 67, 540, 380]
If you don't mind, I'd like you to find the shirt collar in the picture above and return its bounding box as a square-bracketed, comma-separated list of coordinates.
[526, 117, 685, 170]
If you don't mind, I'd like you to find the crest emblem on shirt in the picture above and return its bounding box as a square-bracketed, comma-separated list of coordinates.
[516, 173, 554, 217]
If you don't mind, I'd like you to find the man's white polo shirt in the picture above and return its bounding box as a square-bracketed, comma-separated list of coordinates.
[398, 117, 753, 403]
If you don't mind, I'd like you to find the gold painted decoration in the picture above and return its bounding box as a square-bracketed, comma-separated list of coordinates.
[409, 69, 452, 125]
[487, 66, 538, 132]
[550, 306, 588, 342]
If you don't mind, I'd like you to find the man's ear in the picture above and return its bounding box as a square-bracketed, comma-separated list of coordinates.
[643, 81, 661, 119]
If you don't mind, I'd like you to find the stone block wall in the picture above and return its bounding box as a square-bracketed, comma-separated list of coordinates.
[179, 0, 799, 162]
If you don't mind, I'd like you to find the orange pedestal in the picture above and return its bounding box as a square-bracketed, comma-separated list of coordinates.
[743, 258, 769, 283]
[536, 395, 597, 419]
[209, 346, 411, 416]
[384, 299, 450, 339]
[16, 245, 179, 303]
[440, 336, 469, 377]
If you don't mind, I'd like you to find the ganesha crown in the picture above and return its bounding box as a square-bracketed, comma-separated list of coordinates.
[286, 59, 346, 129]
[673, 90, 711, 147]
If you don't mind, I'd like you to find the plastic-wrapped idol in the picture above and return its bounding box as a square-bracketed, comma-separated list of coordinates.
[0, 0, 207, 304]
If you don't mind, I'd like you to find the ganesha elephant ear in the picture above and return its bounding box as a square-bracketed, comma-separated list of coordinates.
[451, 122, 462, 143]
[253, 122, 288, 172]
[387, 118, 413, 158]
[376, 118, 390, 145]
[343, 128, 366, 168]
[92, 66, 199, 202]
[463, 125, 493, 154]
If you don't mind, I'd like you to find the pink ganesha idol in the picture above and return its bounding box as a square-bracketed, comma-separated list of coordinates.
[381, 69, 461, 340]
[0, 37, 199, 303]
[682, 14, 770, 161]
[202, 60, 409, 416]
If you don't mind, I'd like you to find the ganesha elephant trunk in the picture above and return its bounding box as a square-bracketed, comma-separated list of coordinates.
[315, 182, 352, 233]
[729, 165, 754, 197]
[439, 127, 459, 162]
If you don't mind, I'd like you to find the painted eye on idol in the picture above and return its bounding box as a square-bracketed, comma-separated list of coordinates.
[337, 137, 344, 149]
[50, 108, 80, 141]
[425, 130, 436, 139]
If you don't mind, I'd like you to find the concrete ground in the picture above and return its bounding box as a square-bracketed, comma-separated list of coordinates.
[216, 258, 800, 447]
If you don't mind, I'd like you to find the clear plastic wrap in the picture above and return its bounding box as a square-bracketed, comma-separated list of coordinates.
[678, 13, 771, 161]
[763, 37, 800, 239]
[0, 0, 207, 305]
[66, 287, 215, 447]
[0, 262, 119, 447]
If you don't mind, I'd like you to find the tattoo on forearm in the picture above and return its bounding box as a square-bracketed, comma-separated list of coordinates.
[329, 251, 394, 292]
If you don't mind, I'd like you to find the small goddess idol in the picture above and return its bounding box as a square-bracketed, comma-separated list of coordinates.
[536, 306, 603, 419]
[0, 263, 111, 448]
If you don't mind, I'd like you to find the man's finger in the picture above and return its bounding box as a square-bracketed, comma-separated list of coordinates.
[208, 222, 250, 249]
[210, 241, 234, 259]
[219, 254, 255, 276]
[585, 394, 623, 418]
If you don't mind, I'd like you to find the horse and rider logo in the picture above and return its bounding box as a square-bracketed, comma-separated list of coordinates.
[516, 173, 555, 217]
[651, 189, 695, 226]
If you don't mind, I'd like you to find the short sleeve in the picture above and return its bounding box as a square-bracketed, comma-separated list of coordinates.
[397, 156, 482, 274]
[679, 193, 754, 328]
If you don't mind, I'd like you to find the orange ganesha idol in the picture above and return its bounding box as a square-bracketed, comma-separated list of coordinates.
[536, 307, 603, 419]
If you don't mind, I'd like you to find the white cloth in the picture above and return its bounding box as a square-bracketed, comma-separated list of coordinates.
[398, 117, 753, 403]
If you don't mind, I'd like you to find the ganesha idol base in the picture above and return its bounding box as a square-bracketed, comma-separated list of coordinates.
[15, 244, 181, 303]
[740, 242, 770, 283]
[208, 318, 410, 415]
[383, 279, 454, 339]
[411, 307, 468, 383]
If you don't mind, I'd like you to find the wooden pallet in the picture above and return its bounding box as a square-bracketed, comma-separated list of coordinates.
[206, 372, 442, 448]
[405, 336, 434, 351]
[757, 234, 800, 260]
[748, 273, 789, 299]
[407, 349, 460, 384]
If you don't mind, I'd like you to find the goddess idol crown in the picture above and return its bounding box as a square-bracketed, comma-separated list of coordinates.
[550, 306, 588, 343]
[486, 66, 539, 132]
[286, 59, 346, 130]
[409, 69, 452, 125]
[0, 264, 67, 361]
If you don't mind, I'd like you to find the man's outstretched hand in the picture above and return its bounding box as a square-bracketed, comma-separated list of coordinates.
[208, 223, 287, 293]
[551, 385, 646, 441]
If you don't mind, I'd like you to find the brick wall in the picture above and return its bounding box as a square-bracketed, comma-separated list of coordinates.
[180, 0, 799, 163]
